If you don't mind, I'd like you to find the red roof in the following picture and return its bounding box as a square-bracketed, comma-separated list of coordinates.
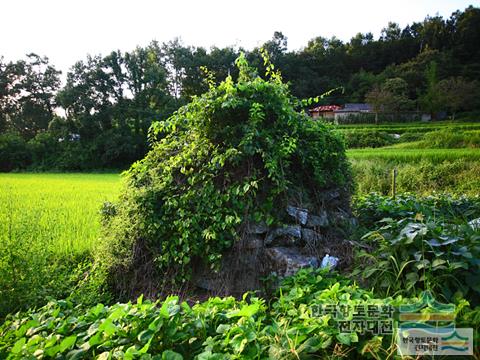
[310, 105, 341, 112]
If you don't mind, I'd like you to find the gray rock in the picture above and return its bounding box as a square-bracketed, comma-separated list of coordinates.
[246, 222, 268, 234]
[301, 228, 323, 246]
[320, 254, 339, 270]
[242, 237, 264, 250]
[306, 211, 329, 227]
[286, 205, 309, 225]
[265, 247, 319, 277]
[265, 225, 301, 245]
[324, 189, 340, 201]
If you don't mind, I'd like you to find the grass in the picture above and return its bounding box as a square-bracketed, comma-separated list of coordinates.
[0, 173, 120, 255]
[0, 173, 121, 317]
[342, 120, 480, 196]
[336, 120, 480, 132]
[347, 148, 480, 162]
[1, 119, 479, 315]
[350, 158, 480, 196]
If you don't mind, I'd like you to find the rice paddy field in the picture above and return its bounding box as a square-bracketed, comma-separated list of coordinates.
[336, 120, 480, 133]
[338, 120, 480, 196]
[1, 123, 479, 258]
[347, 148, 480, 162]
[0, 173, 121, 255]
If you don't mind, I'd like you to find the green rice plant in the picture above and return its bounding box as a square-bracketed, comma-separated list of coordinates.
[348, 148, 480, 163]
[337, 121, 480, 132]
[350, 158, 480, 196]
[339, 130, 395, 148]
[0, 173, 120, 255]
[0, 173, 121, 317]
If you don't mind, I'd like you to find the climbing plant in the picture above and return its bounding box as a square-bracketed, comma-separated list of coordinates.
[99, 53, 351, 297]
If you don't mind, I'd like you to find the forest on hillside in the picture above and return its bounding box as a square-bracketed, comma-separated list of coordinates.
[1, 5, 479, 171]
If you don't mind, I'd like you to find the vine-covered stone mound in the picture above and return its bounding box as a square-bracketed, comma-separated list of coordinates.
[99, 55, 352, 298]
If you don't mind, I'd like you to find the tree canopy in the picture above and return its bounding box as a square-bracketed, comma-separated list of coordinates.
[1, 5, 479, 170]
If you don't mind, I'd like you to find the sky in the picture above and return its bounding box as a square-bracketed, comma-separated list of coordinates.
[1, 0, 478, 75]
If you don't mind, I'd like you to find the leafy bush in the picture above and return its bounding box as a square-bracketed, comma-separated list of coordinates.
[352, 194, 480, 304]
[353, 193, 480, 227]
[0, 294, 267, 359]
[98, 54, 351, 296]
[0, 269, 399, 359]
[340, 130, 395, 148]
[420, 129, 480, 148]
[0, 133, 31, 171]
[2, 194, 480, 359]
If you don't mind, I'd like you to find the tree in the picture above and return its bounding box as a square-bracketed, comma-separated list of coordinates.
[0, 57, 9, 133]
[437, 77, 479, 119]
[348, 70, 378, 102]
[419, 61, 442, 118]
[0, 54, 60, 139]
[365, 84, 390, 124]
[381, 22, 402, 42]
[366, 78, 413, 124]
[161, 38, 192, 100]
[263, 31, 288, 63]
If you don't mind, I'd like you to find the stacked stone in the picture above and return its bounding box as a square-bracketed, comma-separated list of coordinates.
[194, 190, 352, 295]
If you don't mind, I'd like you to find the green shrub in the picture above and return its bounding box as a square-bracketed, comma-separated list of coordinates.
[2, 194, 480, 358]
[4, 267, 476, 359]
[0, 269, 399, 359]
[421, 129, 480, 148]
[352, 193, 480, 304]
[340, 130, 395, 148]
[0, 133, 31, 171]
[98, 54, 351, 297]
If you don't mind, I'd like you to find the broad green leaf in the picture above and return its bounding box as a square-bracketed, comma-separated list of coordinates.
[162, 350, 183, 360]
[11, 337, 26, 354]
[59, 335, 77, 352]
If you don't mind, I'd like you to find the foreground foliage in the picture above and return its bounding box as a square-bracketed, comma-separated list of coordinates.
[1, 193, 479, 358]
[353, 193, 480, 304]
[1, 267, 478, 359]
[0, 271, 401, 359]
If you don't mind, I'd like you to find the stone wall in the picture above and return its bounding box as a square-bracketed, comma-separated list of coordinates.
[193, 188, 354, 295]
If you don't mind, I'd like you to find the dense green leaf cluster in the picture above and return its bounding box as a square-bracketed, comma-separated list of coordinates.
[0, 270, 405, 359]
[340, 130, 395, 149]
[2, 267, 478, 359]
[352, 193, 480, 304]
[100, 55, 350, 290]
[2, 194, 480, 358]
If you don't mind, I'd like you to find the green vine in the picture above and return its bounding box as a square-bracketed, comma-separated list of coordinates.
[100, 53, 351, 291]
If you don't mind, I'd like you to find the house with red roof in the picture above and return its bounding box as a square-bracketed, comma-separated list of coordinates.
[309, 105, 341, 119]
